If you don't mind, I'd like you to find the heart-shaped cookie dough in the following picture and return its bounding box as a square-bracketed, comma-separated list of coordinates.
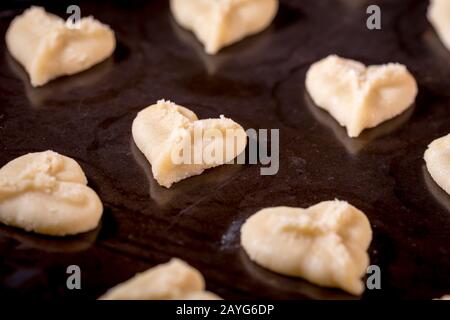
[306, 55, 418, 138]
[424, 133, 450, 196]
[241, 200, 373, 295]
[428, 0, 450, 50]
[6, 6, 116, 87]
[0, 151, 103, 236]
[170, 0, 278, 54]
[132, 100, 247, 188]
[100, 258, 221, 300]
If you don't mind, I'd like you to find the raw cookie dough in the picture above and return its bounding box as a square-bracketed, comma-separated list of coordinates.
[428, 0, 450, 50]
[424, 133, 450, 196]
[0, 151, 103, 236]
[170, 0, 278, 54]
[6, 6, 116, 87]
[132, 100, 247, 188]
[99, 258, 221, 300]
[305, 55, 418, 138]
[241, 200, 373, 295]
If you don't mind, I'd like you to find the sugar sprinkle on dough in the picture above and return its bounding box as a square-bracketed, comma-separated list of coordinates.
[424, 133, 450, 196]
[99, 258, 221, 300]
[428, 0, 450, 50]
[170, 0, 278, 54]
[0, 150, 103, 236]
[241, 200, 373, 295]
[6, 6, 116, 87]
[132, 100, 247, 188]
[306, 55, 418, 138]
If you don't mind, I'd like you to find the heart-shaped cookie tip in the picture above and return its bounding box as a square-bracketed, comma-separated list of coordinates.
[241, 200, 373, 295]
[99, 258, 221, 300]
[424, 133, 450, 196]
[306, 55, 418, 138]
[6, 6, 116, 87]
[428, 0, 450, 50]
[0, 150, 103, 236]
[132, 100, 247, 188]
[170, 0, 279, 54]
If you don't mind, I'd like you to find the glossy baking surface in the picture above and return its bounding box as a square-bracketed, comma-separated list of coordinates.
[0, 0, 449, 300]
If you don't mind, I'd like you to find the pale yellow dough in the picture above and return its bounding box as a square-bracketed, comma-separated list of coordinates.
[132, 100, 247, 188]
[99, 258, 221, 300]
[241, 200, 373, 295]
[306, 55, 418, 138]
[6, 6, 116, 87]
[170, 0, 278, 54]
[428, 0, 450, 50]
[0, 151, 103, 236]
[424, 133, 450, 196]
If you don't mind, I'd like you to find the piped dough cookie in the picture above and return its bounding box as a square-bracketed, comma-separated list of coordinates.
[428, 0, 450, 50]
[306, 55, 418, 138]
[424, 133, 450, 196]
[0, 151, 103, 236]
[240, 200, 373, 295]
[99, 258, 221, 300]
[6, 6, 116, 87]
[170, 0, 278, 54]
[132, 100, 247, 188]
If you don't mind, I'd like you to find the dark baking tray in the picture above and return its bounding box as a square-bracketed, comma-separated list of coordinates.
[0, 0, 449, 300]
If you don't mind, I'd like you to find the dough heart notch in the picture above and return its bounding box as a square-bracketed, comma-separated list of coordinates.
[241, 200, 373, 295]
[132, 100, 247, 188]
[424, 133, 450, 196]
[306, 55, 418, 138]
[170, 0, 279, 54]
[0, 151, 103, 236]
[428, 0, 450, 50]
[99, 258, 221, 300]
[6, 6, 116, 87]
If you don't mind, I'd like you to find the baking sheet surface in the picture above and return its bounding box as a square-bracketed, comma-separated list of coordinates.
[0, 0, 449, 299]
